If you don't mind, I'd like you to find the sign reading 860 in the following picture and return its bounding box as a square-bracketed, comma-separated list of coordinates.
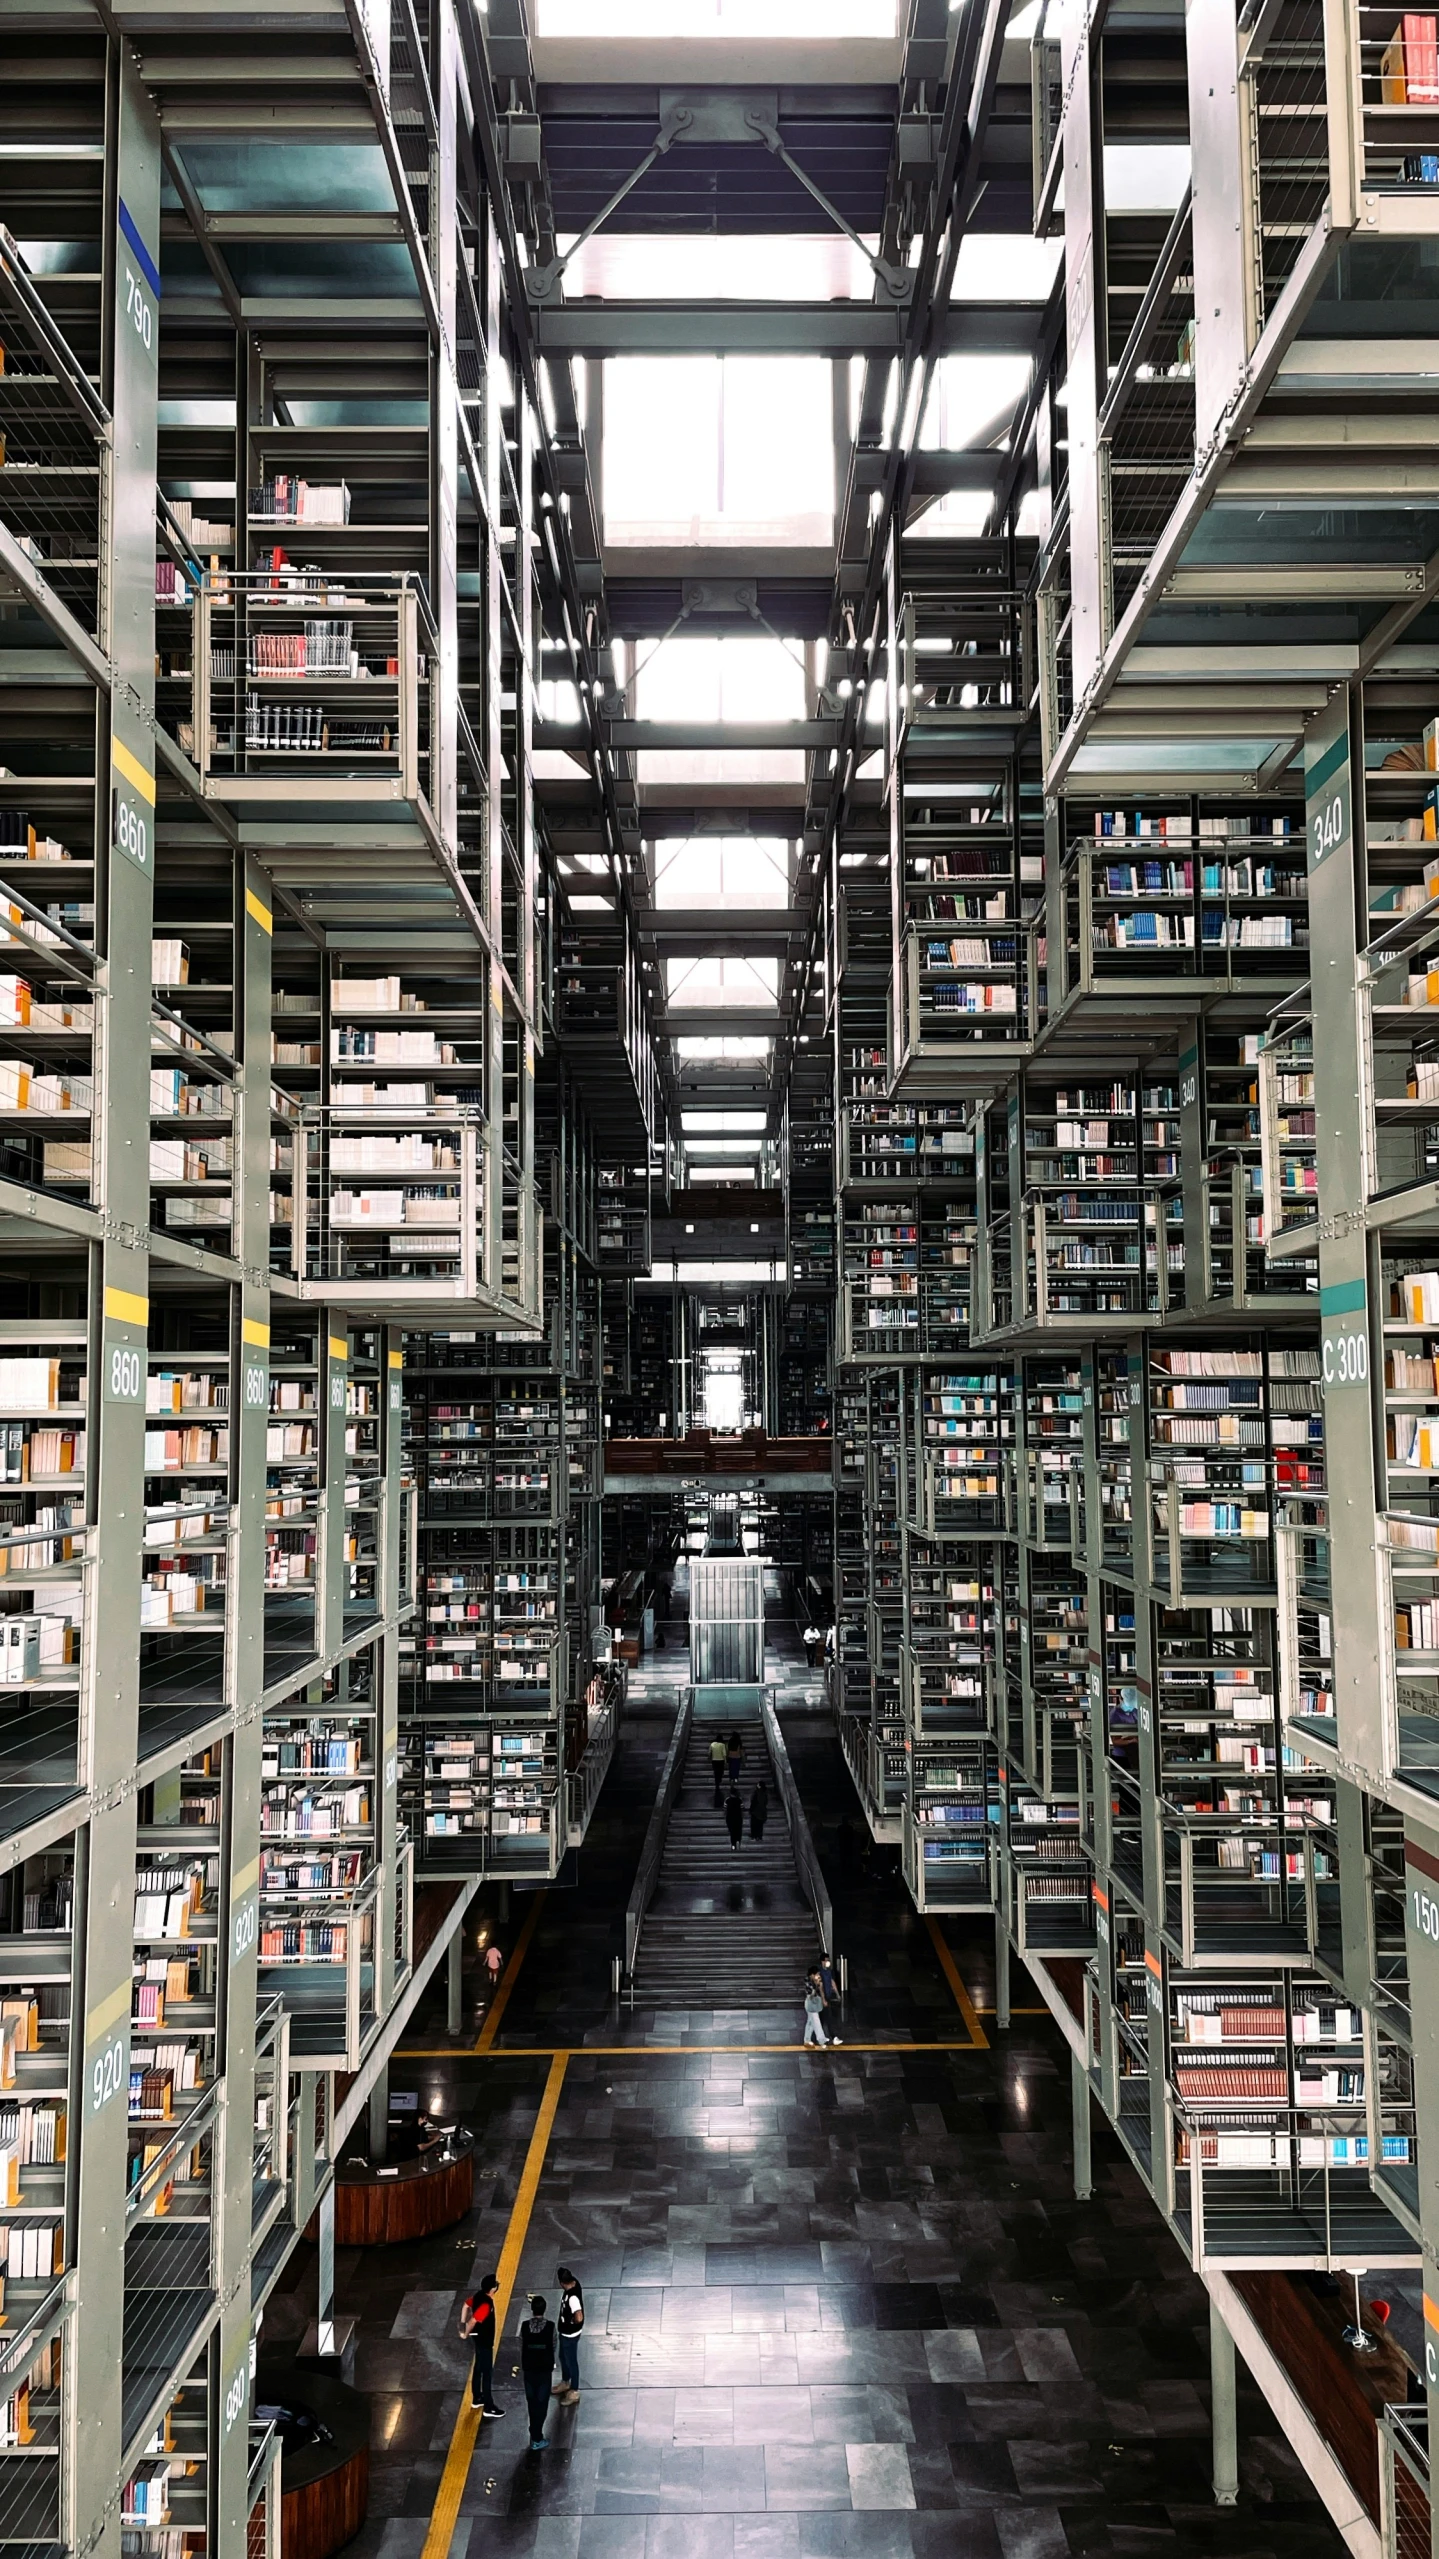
[105, 1334, 144, 1405]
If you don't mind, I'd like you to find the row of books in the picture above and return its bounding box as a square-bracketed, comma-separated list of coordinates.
[260, 1786, 370, 1835]
[0, 814, 76, 860]
[143, 1427, 227, 1471]
[258, 1921, 350, 1959]
[248, 478, 352, 525]
[243, 704, 393, 752]
[0, 1427, 83, 1482]
[0, 1063, 92, 1115]
[1395, 1598, 1439, 1650]
[262, 1735, 365, 1775]
[0, 1613, 77, 1680]
[1389, 1411, 1439, 1467]
[0, 2101, 62, 2165]
[0, 2221, 62, 2278]
[248, 621, 354, 673]
[1090, 812, 1293, 840]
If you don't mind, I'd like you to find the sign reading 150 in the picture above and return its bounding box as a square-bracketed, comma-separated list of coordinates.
[1412, 1882, 1439, 1944]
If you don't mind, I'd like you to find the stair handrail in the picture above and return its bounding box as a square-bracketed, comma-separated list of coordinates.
[761, 1687, 834, 1961]
[624, 1685, 694, 1981]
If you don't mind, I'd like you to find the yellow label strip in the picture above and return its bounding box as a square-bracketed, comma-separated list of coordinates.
[112, 737, 155, 805]
[86, 1978, 131, 2044]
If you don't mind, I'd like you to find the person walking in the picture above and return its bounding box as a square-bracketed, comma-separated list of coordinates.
[459, 2272, 503, 2417]
[803, 1972, 839, 2050]
[483, 1941, 503, 1994]
[725, 1785, 744, 1851]
[555, 2264, 585, 2403]
[802, 1623, 822, 1669]
[749, 1781, 768, 1841]
[709, 1733, 727, 1805]
[726, 1729, 743, 1788]
[519, 2293, 557, 2449]
[818, 1949, 838, 2014]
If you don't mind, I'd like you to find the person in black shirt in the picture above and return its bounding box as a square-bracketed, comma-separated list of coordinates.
[724, 1786, 744, 1850]
[555, 2263, 584, 2402]
[520, 2293, 556, 2449]
[459, 2272, 502, 2417]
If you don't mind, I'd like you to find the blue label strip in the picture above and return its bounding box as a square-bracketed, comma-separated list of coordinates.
[118, 199, 161, 301]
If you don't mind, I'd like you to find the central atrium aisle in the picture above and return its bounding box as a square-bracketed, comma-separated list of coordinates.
[263, 1675, 1345, 2559]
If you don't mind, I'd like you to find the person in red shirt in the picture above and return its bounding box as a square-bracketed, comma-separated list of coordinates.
[459, 2272, 503, 2416]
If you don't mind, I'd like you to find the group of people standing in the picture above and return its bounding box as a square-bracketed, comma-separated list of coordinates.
[460, 2262, 586, 2451]
[709, 1727, 768, 1850]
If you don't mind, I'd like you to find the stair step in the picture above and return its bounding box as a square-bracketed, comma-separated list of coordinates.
[633, 1714, 819, 2000]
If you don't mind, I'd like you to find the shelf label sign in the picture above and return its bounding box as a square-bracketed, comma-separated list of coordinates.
[85, 1976, 130, 2123]
[222, 2328, 251, 2438]
[118, 196, 160, 369]
[103, 1285, 148, 1405]
[232, 1855, 260, 1968]
[1305, 718, 1351, 874]
[111, 732, 154, 878]
[241, 1315, 269, 1420]
[1320, 1276, 1368, 1394]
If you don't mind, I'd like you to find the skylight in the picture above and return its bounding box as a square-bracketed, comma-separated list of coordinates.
[654, 838, 790, 909]
[676, 1037, 773, 1061]
[681, 1112, 769, 1132]
[922, 356, 1033, 453]
[539, 1, 894, 30]
[603, 360, 834, 548]
[667, 956, 779, 1009]
[637, 641, 805, 728]
[951, 235, 1063, 304]
[563, 236, 876, 303]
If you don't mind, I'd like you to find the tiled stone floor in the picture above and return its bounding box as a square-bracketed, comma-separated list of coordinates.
[260, 1632, 1346, 2559]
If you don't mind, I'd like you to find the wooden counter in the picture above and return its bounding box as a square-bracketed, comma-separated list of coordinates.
[254, 2365, 369, 2559]
[332, 2130, 474, 2246]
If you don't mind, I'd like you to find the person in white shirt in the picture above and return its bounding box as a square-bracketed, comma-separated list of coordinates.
[555, 2264, 584, 2402]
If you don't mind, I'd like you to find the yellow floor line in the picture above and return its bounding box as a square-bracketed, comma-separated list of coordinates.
[419, 2050, 568, 2559]
[396, 2038, 987, 2058]
[474, 1890, 546, 2052]
[924, 1917, 990, 2050]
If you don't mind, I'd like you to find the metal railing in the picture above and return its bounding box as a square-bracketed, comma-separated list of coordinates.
[1171, 2095, 1420, 2272]
[1379, 2404, 1430, 2559]
[760, 1688, 834, 1959]
[290, 1104, 483, 1294]
[623, 1687, 692, 1982]
[566, 1666, 623, 1846]
[192, 572, 433, 804]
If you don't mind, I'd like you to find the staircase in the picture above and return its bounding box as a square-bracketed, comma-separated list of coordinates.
[631, 1713, 819, 2008]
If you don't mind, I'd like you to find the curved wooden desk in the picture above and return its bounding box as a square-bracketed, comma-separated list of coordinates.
[333, 2127, 474, 2245]
[254, 2365, 369, 2559]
